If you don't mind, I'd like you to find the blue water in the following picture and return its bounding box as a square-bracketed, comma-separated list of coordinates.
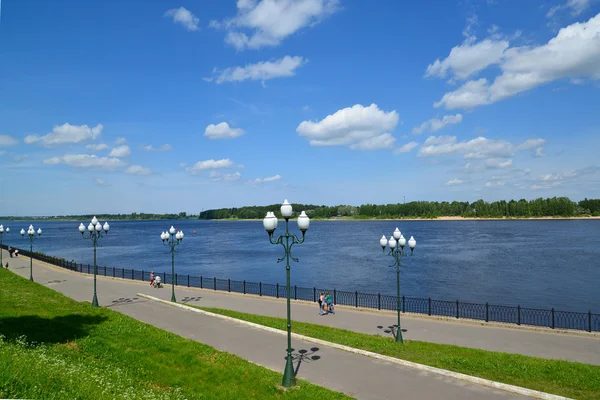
[2, 219, 599, 313]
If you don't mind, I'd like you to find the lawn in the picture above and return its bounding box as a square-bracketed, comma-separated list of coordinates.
[198, 306, 600, 400]
[0, 269, 351, 400]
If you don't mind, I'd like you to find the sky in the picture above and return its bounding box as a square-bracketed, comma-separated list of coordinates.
[0, 0, 599, 215]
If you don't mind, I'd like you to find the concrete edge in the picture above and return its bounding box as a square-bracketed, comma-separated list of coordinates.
[138, 292, 572, 400]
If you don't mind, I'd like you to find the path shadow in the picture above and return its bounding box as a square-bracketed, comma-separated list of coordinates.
[47, 279, 67, 285]
[377, 325, 407, 340]
[181, 296, 202, 304]
[284, 347, 321, 376]
[106, 297, 142, 308]
[0, 314, 107, 345]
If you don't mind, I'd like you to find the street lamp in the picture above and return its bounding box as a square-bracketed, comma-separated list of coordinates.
[79, 216, 110, 307]
[21, 225, 42, 281]
[0, 225, 9, 268]
[263, 199, 310, 387]
[161, 226, 184, 302]
[379, 227, 416, 344]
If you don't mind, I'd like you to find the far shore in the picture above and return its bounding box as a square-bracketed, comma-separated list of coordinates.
[211, 216, 600, 222]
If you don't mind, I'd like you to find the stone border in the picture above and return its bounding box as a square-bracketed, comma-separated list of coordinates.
[139, 292, 572, 400]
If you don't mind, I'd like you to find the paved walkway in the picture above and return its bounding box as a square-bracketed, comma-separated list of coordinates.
[2, 250, 535, 400]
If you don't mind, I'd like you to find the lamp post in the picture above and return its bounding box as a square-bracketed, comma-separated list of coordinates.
[379, 227, 416, 344]
[0, 225, 9, 268]
[78, 216, 110, 307]
[263, 199, 310, 387]
[21, 225, 42, 281]
[161, 226, 184, 302]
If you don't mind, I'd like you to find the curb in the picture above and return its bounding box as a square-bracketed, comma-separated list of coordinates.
[138, 293, 572, 400]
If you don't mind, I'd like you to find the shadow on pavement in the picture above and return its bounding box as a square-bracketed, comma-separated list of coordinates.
[377, 325, 407, 340]
[285, 347, 321, 376]
[106, 297, 142, 308]
[0, 314, 108, 345]
[181, 296, 202, 304]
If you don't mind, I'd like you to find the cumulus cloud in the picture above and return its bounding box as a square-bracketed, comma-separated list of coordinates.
[185, 158, 240, 175]
[447, 178, 464, 185]
[86, 143, 109, 151]
[164, 7, 200, 31]
[418, 135, 545, 159]
[485, 181, 505, 188]
[108, 145, 131, 158]
[0, 134, 19, 146]
[252, 174, 282, 184]
[210, 0, 339, 50]
[485, 158, 513, 169]
[412, 114, 463, 135]
[24, 123, 103, 146]
[95, 178, 110, 186]
[115, 137, 127, 145]
[142, 144, 172, 152]
[434, 13, 600, 109]
[547, 0, 591, 18]
[209, 170, 242, 181]
[205, 56, 306, 86]
[204, 122, 246, 139]
[43, 154, 126, 171]
[125, 165, 152, 176]
[296, 104, 399, 150]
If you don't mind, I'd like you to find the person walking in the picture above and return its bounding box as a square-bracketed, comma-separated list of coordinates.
[319, 292, 325, 315]
[149, 271, 155, 286]
[326, 291, 335, 315]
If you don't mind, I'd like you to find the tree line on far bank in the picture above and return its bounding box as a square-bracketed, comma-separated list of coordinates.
[199, 197, 600, 220]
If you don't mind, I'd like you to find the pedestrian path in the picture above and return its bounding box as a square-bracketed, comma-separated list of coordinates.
[3, 251, 535, 400]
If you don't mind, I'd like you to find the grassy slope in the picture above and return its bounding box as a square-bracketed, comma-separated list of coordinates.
[199, 307, 600, 400]
[0, 269, 350, 400]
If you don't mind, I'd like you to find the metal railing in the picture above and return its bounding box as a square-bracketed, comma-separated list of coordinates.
[3, 244, 599, 332]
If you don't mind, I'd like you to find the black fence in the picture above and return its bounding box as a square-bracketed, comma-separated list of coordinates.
[3, 244, 599, 333]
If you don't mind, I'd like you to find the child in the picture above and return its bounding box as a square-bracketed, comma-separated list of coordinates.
[319, 292, 325, 315]
[326, 291, 335, 314]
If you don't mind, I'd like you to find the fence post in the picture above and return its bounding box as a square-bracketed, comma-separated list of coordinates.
[551, 308, 555, 329]
[142, 270, 144, 281]
[200, 276, 203, 289]
[260, 282, 262, 296]
[162, 271, 165, 282]
[378, 293, 381, 310]
[456, 300, 459, 319]
[122, 268, 124, 279]
[187, 274, 190, 287]
[402, 295, 406, 313]
[243, 280, 246, 294]
[294, 285, 297, 300]
[104, 266, 106, 276]
[517, 305, 521, 325]
[228, 279, 231, 292]
[88, 264, 90, 274]
[313, 287, 316, 302]
[276, 283, 279, 298]
[589, 311, 592, 333]
[334, 289, 337, 305]
[428, 297, 432, 316]
[175, 274, 178, 286]
[355, 291, 358, 308]
[113, 267, 116, 277]
[214, 277, 216, 290]
[485, 302, 489, 322]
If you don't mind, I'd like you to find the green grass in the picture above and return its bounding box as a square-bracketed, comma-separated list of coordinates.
[198, 306, 600, 400]
[0, 269, 351, 400]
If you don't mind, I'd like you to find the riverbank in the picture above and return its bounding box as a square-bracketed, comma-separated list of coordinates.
[206, 215, 600, 221]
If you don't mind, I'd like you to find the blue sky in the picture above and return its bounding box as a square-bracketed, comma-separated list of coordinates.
[1, 0, 599, 215]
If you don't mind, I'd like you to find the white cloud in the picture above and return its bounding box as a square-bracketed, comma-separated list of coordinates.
[179, 162, 187, 168]
[0, 134, 19, 146]
[296, 104, 399, 150]
[115, 137, 127, 145]
[205, 56, 306, 85]
[43, 154, 126, 171]
[435, 13, 600, 109]
[447, 178, 464, 185]
[95, 178, 110, 186]
[412, 114, 463, 135]
[253, 174, 282, 184]
[485, 158, 513, 169]
[547, 0, 591, 18]
[24, 123, 103, 146]
[125, 165, 152, 176]
[142, 144, 172, 152]
[210, 0, 339, 50]
[108, 145, 131, 158]
[535, 147, 545, 157]
[164, 7, 200, 31]
[185, 158, 239, 175]
[485, 181, 505, 188]
[302, 105, 310, 111]
[393, 141, 419, 154]
[209, 170, 242, 181]
[86, 143, 109, 151]
[426, 39, 509, 80]
[418, 135, 545, 159]
[204, 122, 246, 139]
